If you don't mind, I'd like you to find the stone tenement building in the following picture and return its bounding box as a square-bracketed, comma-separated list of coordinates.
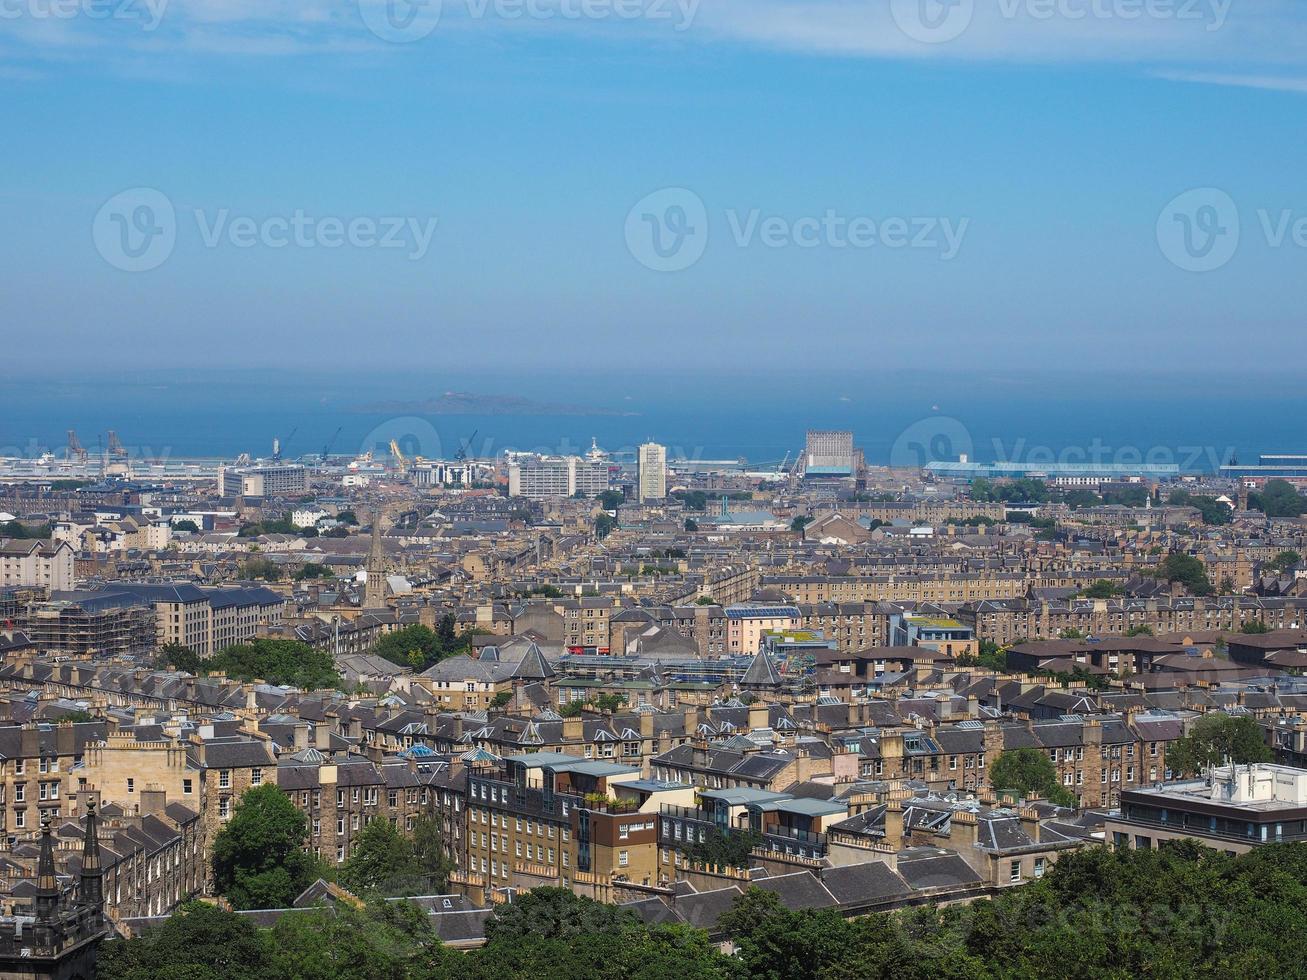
[959, 596, 1307, 645]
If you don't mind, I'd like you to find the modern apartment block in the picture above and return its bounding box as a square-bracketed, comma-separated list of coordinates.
[0, 539, 74, 591]
[72, 583, 284, 656]
[805, 430, 855, 478]
[464, 753, 678, 896]
[638, 442, 667, 503]
[508, 456, 609, 499]
[1106, 764, 1307, 854]
[218, 463, 309, 498]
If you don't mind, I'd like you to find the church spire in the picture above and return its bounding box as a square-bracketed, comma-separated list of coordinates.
[35, 818, 59, 924]
[363, 505, 388, 609]
[79, 799, 104, 913]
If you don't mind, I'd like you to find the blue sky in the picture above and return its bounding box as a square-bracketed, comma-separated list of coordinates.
[2, 0, 1306, 375]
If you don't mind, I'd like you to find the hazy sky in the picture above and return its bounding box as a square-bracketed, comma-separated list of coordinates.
[3, 0, 1306, 375]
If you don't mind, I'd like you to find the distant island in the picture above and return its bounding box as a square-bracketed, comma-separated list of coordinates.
[357, 391, 635, 416]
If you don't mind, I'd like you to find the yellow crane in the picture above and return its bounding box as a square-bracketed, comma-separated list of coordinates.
[389, 439, 409, 476]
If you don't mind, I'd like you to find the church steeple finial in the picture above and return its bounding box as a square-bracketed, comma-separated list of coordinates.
[79, 799, 104, 913]
[35, 818, 59, 924]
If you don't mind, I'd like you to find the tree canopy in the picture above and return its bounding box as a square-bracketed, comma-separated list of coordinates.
[99, 844, 1307, 980]
[1252, 479, 1305, 518]
[337, 816, 454, 898]
[1155, 553, 1214, 596]
[1166, 713, 1272, 777]
[1269, 550, 1302, 573]
[211, 784, 325, 910]
[208, 638, 341, 689]
[988, 748, 1077, 807]
[373, 619, 463, 671]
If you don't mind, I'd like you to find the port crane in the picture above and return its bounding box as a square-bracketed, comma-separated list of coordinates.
[390, 439, 410, 476]
[320, 426, 342, 464]
[272, 427, 297, 462]
[66, 430, 88, 463]
[454, 430, 478, 462]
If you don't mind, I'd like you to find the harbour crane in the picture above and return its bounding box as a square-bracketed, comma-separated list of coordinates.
[66, 430, 88, 462]
[272, 427, 297, 462]
[455, 430, 478, 462]
[106, 431, 127, 459]
[389, 439, 410, 476]
[320, 426, 342, 464]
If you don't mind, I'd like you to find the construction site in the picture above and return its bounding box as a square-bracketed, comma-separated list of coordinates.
[18, 592, 157, 660]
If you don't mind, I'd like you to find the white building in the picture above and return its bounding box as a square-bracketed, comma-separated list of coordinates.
[805, 430, 855, 477]
[638, 442, 667, 503]
[508, 455, 609, 499]
[291, 508, 330, 529]
[219, 463, 309, 498]
[0, 539, 75, 591]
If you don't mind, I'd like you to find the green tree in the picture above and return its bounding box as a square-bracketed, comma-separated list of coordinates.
[211, 785, 324, 910]
[1156, 553, 1214, 596]
[681, 825, 762, 869]
[1126, 624, 1155, 636]
[294, 562, 332, 581]
[98, 901, 273, 980]
[373, 624, 446, 670]
[1241, 620, 1272, 634]
[1167, 713, 1272, 776]
[1253, 479, 1305, 518]
[989, 748, 1076, 807]
[155, 642, 203, 674]
[791, 516, 811, 533]
[599, 489, 625, 510]
[595, 513, 617, 539]
[410, 814, 455, 893]
[241, 556, 282, 581]
[483, 887, 637, 943]
[338, 819, 415, 895]
[1269, 550, 1302, 573]
[1080, 580, 1124, 599]
[684, 518, 699, 532]
[172, 519, 200, 533]
[208, 639, 341, 689]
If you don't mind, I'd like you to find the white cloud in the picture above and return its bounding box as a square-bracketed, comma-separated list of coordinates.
[1, 0, 1305, 86]
[1153, 69, 1307, 94]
